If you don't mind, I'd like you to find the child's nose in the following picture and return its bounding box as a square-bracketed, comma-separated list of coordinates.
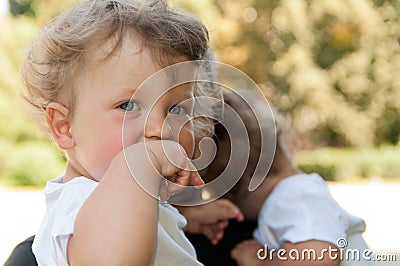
[144, 113, 173, 140]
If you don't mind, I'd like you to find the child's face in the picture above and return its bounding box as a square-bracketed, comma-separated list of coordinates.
[68, 37, 195, 181]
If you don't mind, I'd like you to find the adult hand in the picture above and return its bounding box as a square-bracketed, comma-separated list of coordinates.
[231, 239, 263, 266]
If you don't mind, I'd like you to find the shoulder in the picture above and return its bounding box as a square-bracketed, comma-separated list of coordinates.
[33, 177, 99, 264]
[257, 173, 366, 246]
[44, 176, 97, 200]
[265, 173, 330, 205]
[40, 176, 98, 227]
[260, 173, 345, 218]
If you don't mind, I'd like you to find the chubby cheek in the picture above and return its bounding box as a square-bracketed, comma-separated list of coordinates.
[90, 130, 124, 180]
[92, 133, 144, 181]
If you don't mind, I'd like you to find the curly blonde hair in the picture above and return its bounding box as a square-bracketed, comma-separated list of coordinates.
[21, 0, 217, 138]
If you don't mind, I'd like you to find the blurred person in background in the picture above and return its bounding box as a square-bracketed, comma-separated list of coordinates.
[182, 89, 373, 266]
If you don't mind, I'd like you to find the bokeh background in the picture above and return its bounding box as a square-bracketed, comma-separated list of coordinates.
[0, 0, 399, 264]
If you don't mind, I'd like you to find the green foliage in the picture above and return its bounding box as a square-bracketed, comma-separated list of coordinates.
[8, 0, 35, 17]
[295, 146, 400, 181]
[7, 0, 74, 20]
[0, 15, 65, 187]
[178, 0, 400, 147]
[2, 0, 400, 186]
[263, 0, 400, 147]
[0, 16, 44, 142]
[0, 141, 65, 187]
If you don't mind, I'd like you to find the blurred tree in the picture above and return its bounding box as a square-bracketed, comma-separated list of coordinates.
[8, 0, 73, 22]
[1, 0, 76, 142]
[0, 9, 68, 185]
[2, 0, 400, 149]
[264, 0, 400, 147]
[1, 0, 400, 185]
[8, 0, 35, 17]
[179, 0, 400, 147]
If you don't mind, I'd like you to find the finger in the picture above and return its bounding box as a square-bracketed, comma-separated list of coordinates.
[190, 171, 205, 187]
[174, 170, 192, 186]
[174, 170, 204, 188]
[230, 246, 240, 260]
[236, 211, 244, 222]
[213, 201, 243, 221]
[211, 237, 220, 245]
[167, 182, 183, 195]
[167, 169, 192, 195]
[210, 234, 220, 245]
[210, 224, 221, 238]
[203, 225, 221, 245]
[159, 179, 170, 201]
[218, 200, 244, 220]
[217, 219, 229, 230]
[203, 227, 214, 241]
[214, 229, 224, 242]
[210, 223, 224, 239]
[206, 229, 221, 245]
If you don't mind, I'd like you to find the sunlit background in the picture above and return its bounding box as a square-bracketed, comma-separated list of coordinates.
[0, 0, 399, 264]
[0, 1, 7, 15]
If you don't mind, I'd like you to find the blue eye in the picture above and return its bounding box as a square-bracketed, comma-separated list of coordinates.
[169, 105, 187, 115]
[119, 101, 139, 111]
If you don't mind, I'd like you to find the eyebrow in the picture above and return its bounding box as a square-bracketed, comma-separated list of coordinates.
[127, 87, 138, 95]
[115, 87, 138, 101]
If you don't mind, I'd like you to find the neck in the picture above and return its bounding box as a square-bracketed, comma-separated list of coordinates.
[63, 161, 80, 183]
[263, 164, 301, 199]
[63, 157, 97, 183]
[233, 164, 301, 221]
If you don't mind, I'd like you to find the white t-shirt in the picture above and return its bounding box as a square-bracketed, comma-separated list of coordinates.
[32, 176, 202, 266]
[253, 173, 376, 266]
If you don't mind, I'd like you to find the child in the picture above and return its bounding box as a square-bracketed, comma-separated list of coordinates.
[184, 89, 373, 266]
[179, 89, 275, 265]
[20, 0, 221, 265]
[217, 90, 374, 266]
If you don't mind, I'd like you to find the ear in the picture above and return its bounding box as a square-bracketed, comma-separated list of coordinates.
[46, 102, 75, 150]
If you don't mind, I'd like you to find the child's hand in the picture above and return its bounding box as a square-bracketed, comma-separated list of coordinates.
[179, 199, 244, 244]
[124, 140, 204, 201]
[68, 140, 202, 265]
[231, 239, 263, 266]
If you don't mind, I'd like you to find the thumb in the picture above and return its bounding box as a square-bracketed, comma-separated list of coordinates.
[216, 199, 244, 221]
